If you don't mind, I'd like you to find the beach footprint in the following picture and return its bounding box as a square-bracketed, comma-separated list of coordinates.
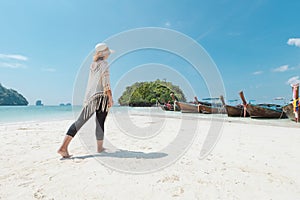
[157, 174, 180, 183]
[33, 188, 46, 200]
[172, 186, 184, 197]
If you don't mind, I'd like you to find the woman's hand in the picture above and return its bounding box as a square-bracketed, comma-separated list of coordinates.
[105, 90, 113, 108]
[108, 98, 114, 108]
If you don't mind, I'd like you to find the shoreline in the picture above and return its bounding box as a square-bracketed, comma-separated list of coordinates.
[1, 110, 299, 128]
[1, 106, 298, 128]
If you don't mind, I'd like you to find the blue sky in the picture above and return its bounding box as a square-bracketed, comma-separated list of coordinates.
[0, 0, 300, 105]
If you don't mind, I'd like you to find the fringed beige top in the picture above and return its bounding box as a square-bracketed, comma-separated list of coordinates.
[83, 59, 111, 119]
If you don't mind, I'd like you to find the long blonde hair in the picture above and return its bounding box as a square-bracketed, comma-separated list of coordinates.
[93, 48, 111, 62]
[93, 51, 104, 62]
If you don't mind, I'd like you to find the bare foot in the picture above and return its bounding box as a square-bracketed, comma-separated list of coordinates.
[57, 149, 71, 158]
[97, 147, 106, 153]
[97, 140, 105, 153]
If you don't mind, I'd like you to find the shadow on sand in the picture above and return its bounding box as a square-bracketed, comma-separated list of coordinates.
[72, 149, 168, 160]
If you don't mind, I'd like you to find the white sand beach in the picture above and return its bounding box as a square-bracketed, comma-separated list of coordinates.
[0, 111, 300, 200]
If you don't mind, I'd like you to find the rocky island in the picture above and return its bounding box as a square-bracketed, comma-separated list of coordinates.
[0, 84, 28, 106]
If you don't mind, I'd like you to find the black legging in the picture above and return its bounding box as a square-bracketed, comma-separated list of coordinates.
[66, 108, 108, 140]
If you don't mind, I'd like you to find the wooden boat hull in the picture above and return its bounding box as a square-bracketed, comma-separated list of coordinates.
[239, 91, 286, 119]
[176, 100, 226, 114]
[159, 104, 180, 111]
[176, 102, 200, 113]
[199, 104, 226, 114]
[246, 104, 287, 119]
[225, 105, 249, 117]
[220, 95, 248, 117]
[282, 103, 296, 121]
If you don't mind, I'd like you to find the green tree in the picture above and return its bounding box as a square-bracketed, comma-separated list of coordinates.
[118, 80, 186, 106]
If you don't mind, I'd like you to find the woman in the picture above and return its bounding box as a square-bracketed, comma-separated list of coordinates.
[58, 43, 114, 158]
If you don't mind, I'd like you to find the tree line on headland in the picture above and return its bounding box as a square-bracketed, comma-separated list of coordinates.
[118, 79, 186, 106]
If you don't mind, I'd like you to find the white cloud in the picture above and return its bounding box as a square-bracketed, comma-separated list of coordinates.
[286, 76, 300, 85]
[252, 71, 263, 75]
[0, 53, 28, 69]
[42, 68, 56, 72]
[0, 62, 26, 69]
[0, 54, 28, 61]
[287, 38, 300, 47]
[273, 65, 289, 72]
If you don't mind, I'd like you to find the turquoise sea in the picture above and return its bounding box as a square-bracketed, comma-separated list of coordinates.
[0, 105, 297, 128]
[0, 105, 82, 124]
[0, 106, 168, 124]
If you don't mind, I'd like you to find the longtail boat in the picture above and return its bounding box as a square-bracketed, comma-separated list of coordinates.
[176, 96, 211, 113]
[159, 103, 180, 111]
[175, 101, 200, 113]
[220, 95, 249, 117]
[195, 97, 226, 114]
[239, 91, 287, 119]
[282, 103, 295, 121]
[192, 97, 211, 106]
[198, 104, 226, 114]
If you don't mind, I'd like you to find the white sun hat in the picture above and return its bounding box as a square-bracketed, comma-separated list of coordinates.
[95, 43, 115, 54]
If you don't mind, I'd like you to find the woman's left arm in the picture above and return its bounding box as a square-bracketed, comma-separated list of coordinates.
[103, 67, 113, 107]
